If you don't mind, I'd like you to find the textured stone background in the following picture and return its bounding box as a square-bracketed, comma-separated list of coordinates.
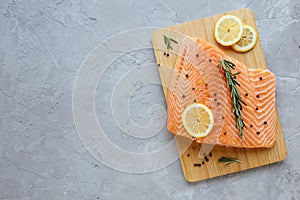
[0, 0, 300, 199]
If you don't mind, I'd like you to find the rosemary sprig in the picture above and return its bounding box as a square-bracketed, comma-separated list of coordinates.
[218, 156, 242, 165]
[163, 35, 178, 50]
[219, 57, 246, 141]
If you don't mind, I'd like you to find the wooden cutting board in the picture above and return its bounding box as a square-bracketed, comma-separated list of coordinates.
[152, 8, 287, 182]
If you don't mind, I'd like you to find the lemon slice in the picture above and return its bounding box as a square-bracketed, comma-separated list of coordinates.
[182, 103, 214, 138]
[214, 15, 243, 46]
[232, 24, 257, 52]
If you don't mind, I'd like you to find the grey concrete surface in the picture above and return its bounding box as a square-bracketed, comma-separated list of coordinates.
[0, 0, 300, 199]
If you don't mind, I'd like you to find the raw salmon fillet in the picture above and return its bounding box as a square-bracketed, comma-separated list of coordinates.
[167, 36, 276, 148]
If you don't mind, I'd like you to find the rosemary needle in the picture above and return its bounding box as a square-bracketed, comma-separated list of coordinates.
[219, 57, 246, 142]
[218, 156, 242, 164]
[163, 35, 178, 50]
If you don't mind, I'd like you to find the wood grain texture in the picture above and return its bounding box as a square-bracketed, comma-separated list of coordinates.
[152, 8, 287, 182]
